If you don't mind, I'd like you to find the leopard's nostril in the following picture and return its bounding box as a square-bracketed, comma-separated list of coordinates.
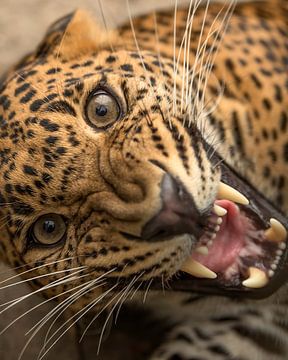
[141, 173, 206, 242]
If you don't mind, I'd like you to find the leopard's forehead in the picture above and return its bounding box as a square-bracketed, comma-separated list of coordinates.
[3, 48, 174, 106]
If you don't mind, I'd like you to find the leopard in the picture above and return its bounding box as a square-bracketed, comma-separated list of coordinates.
[0, 0, 288, 359]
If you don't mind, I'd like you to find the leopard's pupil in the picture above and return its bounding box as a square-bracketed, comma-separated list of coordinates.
[43, 220, 56, 234]
[96, 105, 108, 117]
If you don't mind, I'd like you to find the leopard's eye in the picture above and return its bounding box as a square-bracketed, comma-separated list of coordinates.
[85, 89, 121, 129]
[31, 214, 67, 245]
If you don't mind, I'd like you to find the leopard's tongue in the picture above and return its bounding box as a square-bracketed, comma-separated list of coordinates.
[192, 200, 247, 273]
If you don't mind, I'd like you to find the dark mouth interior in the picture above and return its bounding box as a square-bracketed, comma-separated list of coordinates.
[171, 159, 288, 299]
[188, 199, 283, 286]
[115, 159, 287, 299]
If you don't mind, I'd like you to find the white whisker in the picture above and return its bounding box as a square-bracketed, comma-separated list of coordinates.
[19, 268, 117, 360]
[18, 279, 105, 360]
[78, 284, 120, 343]
[143, 278, 153, 304]
[114, 272, 144, 324]
[0, 267, 86, 314]
[0, 265, 86, 291]
[96, 275, 142, 354]
[27, 268, 116, 337]
[37, 283, 118, 360]
[187, 0, 211, 121]
[0, 256, 78, 286]
[97, 0, 115, 53]
[153, 11, 172, 126]
[196, 1, 236, 123]
[0, 271, 93, 336]
[173, 0, 179, 115]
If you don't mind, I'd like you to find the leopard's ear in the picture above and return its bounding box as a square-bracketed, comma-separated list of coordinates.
[35, 9, 118, 61]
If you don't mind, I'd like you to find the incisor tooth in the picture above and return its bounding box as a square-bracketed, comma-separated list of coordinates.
[208, 239, 213, 247]
[195, 246, 209, 255]
[217, 182, 249, 205]
[181, 259, 217, 279]
[265, 218, 287, 243]
[213, 204, 227, 217]
[242, 267, 268, 289]
[217, 218, 223, 225]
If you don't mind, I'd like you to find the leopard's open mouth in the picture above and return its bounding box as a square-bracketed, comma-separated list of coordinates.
[118, 158, 287, 299]
[167, 160, 288, 299]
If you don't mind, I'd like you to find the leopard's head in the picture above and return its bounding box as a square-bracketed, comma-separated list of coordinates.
[0, 9, 287, 310]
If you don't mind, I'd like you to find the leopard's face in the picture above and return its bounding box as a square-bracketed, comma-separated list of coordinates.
[0, 6, 288, 310]
[0, 12, 221, 308]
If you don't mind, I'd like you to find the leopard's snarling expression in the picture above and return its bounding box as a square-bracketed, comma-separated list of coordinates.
[0, 2, 288, 313]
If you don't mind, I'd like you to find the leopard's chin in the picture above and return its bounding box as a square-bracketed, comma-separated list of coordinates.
[151, 159, 288, 299]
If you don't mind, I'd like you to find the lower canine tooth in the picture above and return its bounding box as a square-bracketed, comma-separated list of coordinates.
[213, 204, 227, 217]
[242, 267, 268, 289]
[217, 182, 249, 205]
[181, 259, 217, 279]
[195, 246, 209, 255]
[265, 218, 287, 243]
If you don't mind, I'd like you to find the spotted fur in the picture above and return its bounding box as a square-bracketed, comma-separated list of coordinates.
[0, 1, 288, 359]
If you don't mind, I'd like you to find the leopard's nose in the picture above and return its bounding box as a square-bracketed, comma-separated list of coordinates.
[141, 174, 206, 241]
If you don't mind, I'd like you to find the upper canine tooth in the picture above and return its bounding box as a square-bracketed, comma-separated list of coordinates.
[265, 218, 287, 243]
[217, 182, 249, 205]
[242, 267, 268, 289]
[181, 259, 217, 279]
[213, 204, 227, 217]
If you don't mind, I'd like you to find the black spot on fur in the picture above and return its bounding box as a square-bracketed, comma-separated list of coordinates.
[106, 55, 117, 63]
[280, 112, 287, 132]
[284, 142, 288, 162]
[0, 95, 11, 110]
[14, 83, 30, 96]
[11, 200, 34, 215]
[20, 89, 37, 104]
[120, 64, 133, 72]
[23, 165, 38, 176]
[250, 74, 262, 88]
[40, 119, 60, 132]
[46, 68, 61, 75]
[46, 100, 76, 117]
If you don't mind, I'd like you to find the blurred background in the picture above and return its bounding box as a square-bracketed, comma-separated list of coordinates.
[0, 0, 193, 73]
